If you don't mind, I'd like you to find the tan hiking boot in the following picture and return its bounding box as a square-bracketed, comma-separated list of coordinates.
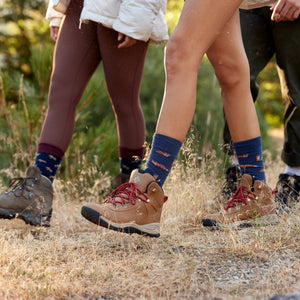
[81, 169, 166, 237]
[0, 166, 53, 226]
[202, 174, 276, 227]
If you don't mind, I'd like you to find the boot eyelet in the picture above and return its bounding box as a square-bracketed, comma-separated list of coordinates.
[152, 188, 156, 192]
[123, 204, 127, 208]
[146, 199, 150, 203]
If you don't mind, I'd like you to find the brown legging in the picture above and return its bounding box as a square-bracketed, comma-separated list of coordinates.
[39, 0, 148, 154]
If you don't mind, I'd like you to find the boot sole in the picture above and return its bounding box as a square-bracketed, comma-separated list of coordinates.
[81, 206, 160, 238]
[0, 208, 52, 227]
[202, 213, 279, 229]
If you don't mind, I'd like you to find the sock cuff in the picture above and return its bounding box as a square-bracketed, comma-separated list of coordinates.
[153, 133, 182, 149]
[37, 143, 64, 159]
[233, 136, 261, 150]
[233, 135, 265, 181]
[119, 146, 145, 159]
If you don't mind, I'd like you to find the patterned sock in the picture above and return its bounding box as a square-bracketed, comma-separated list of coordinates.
[35, 143, 64, 182]
[144, 133, 182, 187]
[233, 136, 266, 182]
[119, 146, 145, 175]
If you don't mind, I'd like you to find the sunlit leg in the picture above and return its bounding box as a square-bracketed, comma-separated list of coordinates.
[206, 10, 260, 142]
[207, 12, 265, 181]
[156, 0, 243, 141]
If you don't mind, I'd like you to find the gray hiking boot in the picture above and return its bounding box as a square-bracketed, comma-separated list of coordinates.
[0, 166, 53, 226]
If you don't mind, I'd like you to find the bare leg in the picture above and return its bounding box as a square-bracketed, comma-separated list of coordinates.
[156, 0, 243, 141]
[147, 1, 264, 185]
[207, 11, 260, 142]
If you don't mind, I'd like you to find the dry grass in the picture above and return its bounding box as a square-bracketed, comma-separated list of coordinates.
[0, 152, 299, 300]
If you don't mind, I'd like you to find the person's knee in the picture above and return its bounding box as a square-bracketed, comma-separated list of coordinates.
[113, 100, 142, 118]
[214, 60, 249, 91]
[165, 36, 202, 78]
[48, 71, 84, 109]
[165, 38, 185, 77]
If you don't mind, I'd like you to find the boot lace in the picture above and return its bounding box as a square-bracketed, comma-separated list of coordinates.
[5, 176, 37, 197]
[105, 182, 149, 206]
[224, 186, 257, 210]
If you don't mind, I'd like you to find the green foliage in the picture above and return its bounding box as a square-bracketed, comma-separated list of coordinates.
[30, 44, 53, 99]
[0, 43, 53, 178]
[0, 0, 52, 76]
[166, 0, 184, 32]
[140, 44, 166, 137]
[255, 57, 283, 128]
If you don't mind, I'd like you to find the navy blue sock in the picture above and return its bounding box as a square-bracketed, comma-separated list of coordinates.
[35, 153, 62, 182]
[120, 157, 143, 174]
[119, 146, 144, 174]
[144, 133, 182, 187]
[233, 136, 266, 182]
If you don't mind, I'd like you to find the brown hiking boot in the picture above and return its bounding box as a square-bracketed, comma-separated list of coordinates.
[202, 174, 276, 227]
[0, 166, 53, 226]
[81, 169, 166, 237]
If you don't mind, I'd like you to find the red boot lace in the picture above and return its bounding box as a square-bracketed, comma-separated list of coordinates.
[105, 182, 149, 206]
[224, 186, 257, 210]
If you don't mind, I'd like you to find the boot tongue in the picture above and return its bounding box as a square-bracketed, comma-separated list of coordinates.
[129, 169, 155, 193]
[25, 166, 42, 179]
[241, 174, 253, 189]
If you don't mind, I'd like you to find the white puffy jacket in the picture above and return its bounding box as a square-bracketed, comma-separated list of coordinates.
[46, 0, 169, 44]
